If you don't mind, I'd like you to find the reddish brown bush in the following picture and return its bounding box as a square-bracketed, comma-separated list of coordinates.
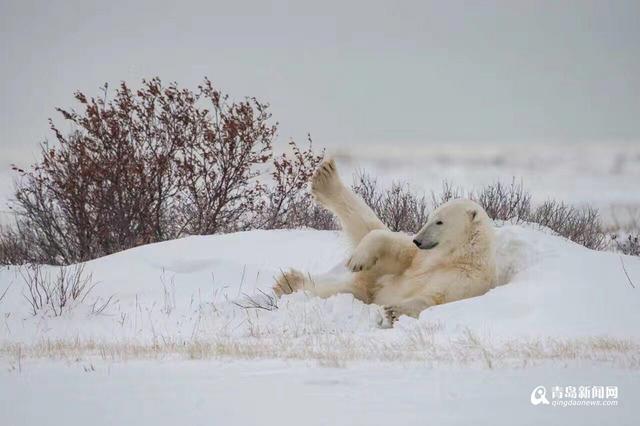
[258, 138, 331, 229]
[5, 78, 321, 264]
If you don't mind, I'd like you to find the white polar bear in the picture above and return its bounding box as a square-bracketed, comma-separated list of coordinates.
[274, 158, 497, 323]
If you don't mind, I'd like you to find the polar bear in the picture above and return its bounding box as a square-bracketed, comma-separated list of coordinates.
[273, 158, 497, 323]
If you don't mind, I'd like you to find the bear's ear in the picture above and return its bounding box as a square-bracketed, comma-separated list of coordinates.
[467, 209, 478, 222]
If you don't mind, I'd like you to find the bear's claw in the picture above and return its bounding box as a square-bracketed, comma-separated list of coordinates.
[346, 253, 378, 272]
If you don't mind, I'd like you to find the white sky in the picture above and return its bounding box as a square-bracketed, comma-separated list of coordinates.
[1, 0, 640, 172]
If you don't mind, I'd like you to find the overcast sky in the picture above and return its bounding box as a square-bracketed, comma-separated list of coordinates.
[2, 0, 640, 169]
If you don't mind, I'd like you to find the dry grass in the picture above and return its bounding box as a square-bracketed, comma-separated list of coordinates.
[14, 263, 116, 317]
[2, 326, 638, 369]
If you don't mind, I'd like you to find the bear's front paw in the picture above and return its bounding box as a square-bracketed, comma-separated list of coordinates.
[346, 250, 378, 272]
[273, 269, 306, 297]
[310, 158, 342, 200]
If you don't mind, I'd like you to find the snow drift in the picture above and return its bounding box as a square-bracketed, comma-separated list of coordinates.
[1, 222, 638, 353]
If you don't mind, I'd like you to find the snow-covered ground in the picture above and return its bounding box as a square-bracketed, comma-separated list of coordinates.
[1, 360, 637, 426]
[1, 224, 639, 425]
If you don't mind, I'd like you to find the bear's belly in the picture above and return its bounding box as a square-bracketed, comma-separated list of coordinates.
[371, 273, 427, 306]
[369, 268, 491, 308]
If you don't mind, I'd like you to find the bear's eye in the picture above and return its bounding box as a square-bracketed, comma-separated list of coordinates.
[436, 220, 443, 225]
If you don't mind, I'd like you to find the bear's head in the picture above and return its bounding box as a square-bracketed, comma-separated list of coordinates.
[412, 199, 492, 253]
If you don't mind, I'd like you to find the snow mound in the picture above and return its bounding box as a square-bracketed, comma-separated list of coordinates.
[1, 225, 639, 348]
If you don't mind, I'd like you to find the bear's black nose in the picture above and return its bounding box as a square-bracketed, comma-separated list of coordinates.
[413, 239, 422, 247]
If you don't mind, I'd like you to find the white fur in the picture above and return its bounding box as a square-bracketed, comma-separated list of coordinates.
[273, 159, 497, 322]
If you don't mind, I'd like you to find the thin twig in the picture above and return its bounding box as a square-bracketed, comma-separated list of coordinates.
[233, 290, 279, 311]
[619, 256, 636, 289]
[0, 283, 11, 305]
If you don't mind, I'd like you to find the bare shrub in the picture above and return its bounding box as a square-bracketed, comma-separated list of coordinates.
[351, 171, 381, 209]
[0, 225, 32, 265]
[530, 201, 607, 250]
[428, 180, 607, 250]
[473, 180, 532, 223]
[352, 172, 428, 233]
[356, 176, 608, 251]
[289, 198, 338, 230]
[351, 174, 608, 250]
[613, 233, 640, 256]
[19, 264, 96, 316]
[430, 181, 463, 208]
[380, 183, 429, 233]
[607, 207, 640, 257]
